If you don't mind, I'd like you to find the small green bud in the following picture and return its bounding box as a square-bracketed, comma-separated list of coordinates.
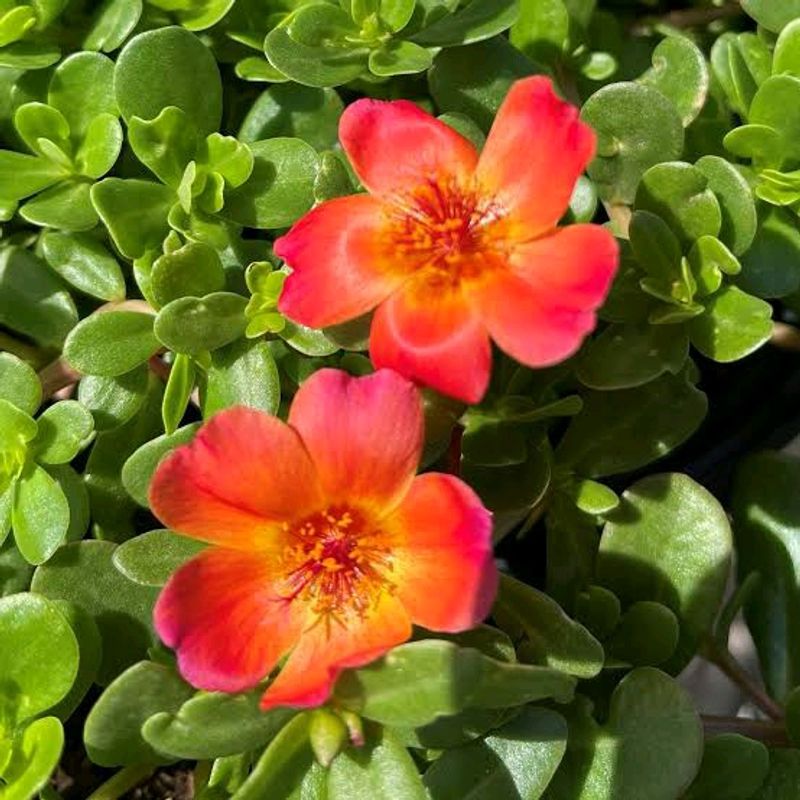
[309, 708, 348, 767]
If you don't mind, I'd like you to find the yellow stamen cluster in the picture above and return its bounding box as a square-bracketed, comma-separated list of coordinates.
[279, 507, 394, 623]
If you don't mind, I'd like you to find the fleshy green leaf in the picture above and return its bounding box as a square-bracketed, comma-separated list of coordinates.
[423, 707, 567, 800]
[598, 473, 732, 669]
[114, 26, 222, 135]
[0, 593, 78, 721]
[112, 529, 205, 586]
[31, 540, 160, 685]
[32, 400, 94, 464]
[64, 310, 160, 377]
[84, 661, 194, 766]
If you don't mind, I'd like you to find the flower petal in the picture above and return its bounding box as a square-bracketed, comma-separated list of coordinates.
[339, 98, 479, 197]
[276, 194, 402, 328]
[288, 368, 423, 511]
[477, 76, 596, 235]
[155, 548, 304, 693]
[150, 407, 323, 550]
[388, 473, 497, 632]
[510, 224, 619, 309]
[259, 593, 411, 711]
[468, 269, 599, 368]
[369, 280, 492, 404]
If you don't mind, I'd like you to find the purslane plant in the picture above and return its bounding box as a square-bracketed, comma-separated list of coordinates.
[3, 1, 800, 799]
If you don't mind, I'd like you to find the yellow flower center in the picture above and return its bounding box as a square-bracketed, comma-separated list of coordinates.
[279, 507, 394, 621]
[383, 176, 511, 285]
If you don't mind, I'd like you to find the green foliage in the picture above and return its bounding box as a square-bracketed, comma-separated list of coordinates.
[0, 2, 796, 797]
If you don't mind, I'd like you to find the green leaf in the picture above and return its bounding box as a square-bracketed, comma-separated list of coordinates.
[203, 338, 281, 417]
[556, 368, 708, 478]
[48, 51, 117, 138]
[112, 529, 205, 587]
[509, 0, 569, 66]
[639, 36, 709, 127]
[32, 400, 94, 464]
[84, 0, 143, 52]
[77, 366, 149, 431]
[0, 247, 77, 347]
[428, 36, 536, 132]
[577, 323, 688, 390]
[0, 150, 63, 205]
[738, 206, 800, 299]
[635, 161, 722, 245]
[684, 734, 769, 800]
[20, 179, 100, 232]
[264, 4, 369, 89]
[731, 452, 800, 701]
[41, 231, 125, 302]
[547, 669, 702, 800]
[142, 691, 297, 759]
[121, 423, 199, 507]
[31, 540, 160, 685]
[48, 463, 90, 543]
[0, 716, 64, 800]
[83, 375, 163, 540]
[751, 749, 800, 798]
[14, 102, 71, 161]
[128, 106, 199, 189]
[379, 0, 416, 32]
[172, 0, 236, 31]
[597, 473, 732, 670]
[239, 84, 343, 151]
[151, 241, 225, 307]
[91, 178, 174, 260]
[581, 82, 684, 205]
[228, 713, 314, 800]
[0, 353, 41, 416]
[741, 0, 800, 33]
[154, 293, 247, 355]
[84, 661, 194, 767]
[695, 156, 757, 257]
[494, 575, 604, 679]
[0, 539, 33, 598]
[223, 138, 318, 229]
[328, 728, 429, 800]
[412, 0, 519, 47]
[64, 310, 159, 377]
[48, 600, 102, 721]
[0, 593, 78, 720]
[688, 236, 740, 298]
[335, 640, 575, 728]
[689, 285, 772, 363]
[0, 41, 60, 70]
[423, 707, 567, 800]
[369, 40, 433, 77]
[114, 27, 222, 135]
[574, 585, 621, 640]
[161, 354, 193, 435]
[774, 19, 800, 81]
[606, 601, 680, 667]
[12, 463, 69, 564]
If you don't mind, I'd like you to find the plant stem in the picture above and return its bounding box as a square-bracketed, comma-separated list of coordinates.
[702, 715, 791, 747]
[38, 357, 81, 401]
[703, 638, 785, 721]
[85, 764, 155, 800]
[631, 1, 743, 33]
[771, 322, 800, 352]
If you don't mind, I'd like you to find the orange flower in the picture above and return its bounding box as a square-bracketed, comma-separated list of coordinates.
[150, 369, 497, 711]
[275, 77, 619, 403]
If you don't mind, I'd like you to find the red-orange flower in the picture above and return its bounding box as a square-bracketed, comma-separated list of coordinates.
[150, 369, 497, 711]
[275, 76, 619, 403]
